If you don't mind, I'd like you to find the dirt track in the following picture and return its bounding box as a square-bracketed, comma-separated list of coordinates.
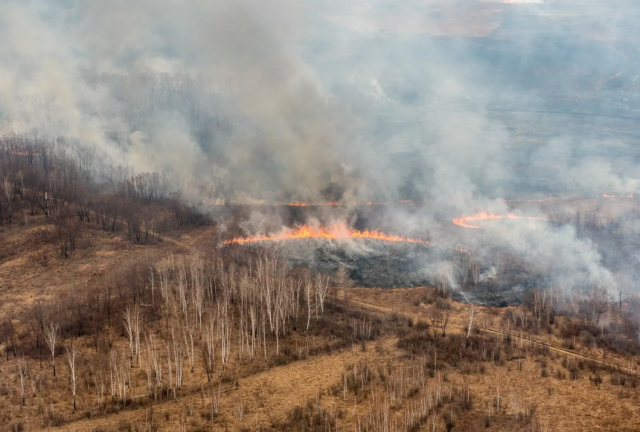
[345, 292, 640, 376]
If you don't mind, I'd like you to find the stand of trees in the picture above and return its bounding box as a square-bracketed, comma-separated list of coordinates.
[0, 135, 220, 254]
[1, 245, 369, 422]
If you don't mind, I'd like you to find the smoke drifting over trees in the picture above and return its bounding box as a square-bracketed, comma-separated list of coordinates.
[3, 0, 640, 295]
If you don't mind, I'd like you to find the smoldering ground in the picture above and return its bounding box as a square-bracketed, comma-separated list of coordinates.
[3, 0, 640, 301]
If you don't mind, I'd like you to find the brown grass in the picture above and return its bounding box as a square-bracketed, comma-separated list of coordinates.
[2, 220, 640, 431]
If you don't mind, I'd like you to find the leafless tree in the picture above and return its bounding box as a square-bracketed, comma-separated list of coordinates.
[315, 274, 330, 316]
[1, 176, 13, 223]
[217, 300, 232, 367]
[109, 349, 131, 404]
[56, 215, 81, 258]
[209, 385, 221, 419]
[123, 305, 142, 367]
[236, 393, 245, 421]
[89, 361, 106, 412]
[305, 274, 315, 332]
[203, 316, 216, 382]
[66, 343, 79, 411]
[170, 324, 184, 392]
[614, 276, 628, 312]
[441, 311, 451, 337]
[17, 356, 27, 406]
[72, 142, 96, 181]
[43, 322, 60, 376]
[465, 306, 474, 347]
[333, 265, 354, 288]
[590, 282, 610, 324]
[181, 314, 197, 373]
[165, 344, 174, 399]
[430, 311, 442, 338]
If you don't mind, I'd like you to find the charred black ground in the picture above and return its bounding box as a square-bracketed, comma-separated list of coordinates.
[228, 238, 539, 307]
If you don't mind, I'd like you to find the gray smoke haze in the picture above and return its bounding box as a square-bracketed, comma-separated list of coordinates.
[3, 0, 640, 297]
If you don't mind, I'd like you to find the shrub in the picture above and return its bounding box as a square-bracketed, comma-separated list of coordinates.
[590, 374, 603, 387]
[435, 297, 452, 310]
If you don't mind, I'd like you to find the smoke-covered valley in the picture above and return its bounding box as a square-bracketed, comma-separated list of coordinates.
[3, 0, 640, 303]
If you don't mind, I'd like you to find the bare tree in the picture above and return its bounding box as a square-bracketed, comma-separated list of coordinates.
[123, 305, 142, 367]
[305, 274, 315, 332]
[109, 349, 131, 404]
[43, 322, 60, 376]
[441, 311, 451, 337]
[465, 306, 474, 348]
[236, 393, 244, 421]
[203, 316, 216, 382]
[89, 361, 106, 412]
[145, 333, 163, 401]
[217, 300, 232, 368]
[56, 215, 81, 258]
[315, 274, 330, 317]
[614, 277, 628, 312]
[17, 356, 27, 406]
[72, 142, 97, 181]
[1, 176, 13, 224]
[181, 315, 196, 373]
[66, 343, 79, 411]
[209, 385, 221, 420]
[430, 311, 442, 337]
[590, 282, 610, 324]
[333, 265, 354, 288]
[170, 324, 184, 393]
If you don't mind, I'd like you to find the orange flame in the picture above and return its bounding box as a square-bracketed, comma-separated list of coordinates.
[223, 225, 430, 245]
[526, 198, 558, 203]
[7, 151, 41, 156]
[283, 201, 341, 207]
[452, 212, 546, 229]
[204, 199, 415, 208]
[603, 193, 633, 199]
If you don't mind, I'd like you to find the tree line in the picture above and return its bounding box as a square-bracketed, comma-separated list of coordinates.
[0, 135, 222, 254]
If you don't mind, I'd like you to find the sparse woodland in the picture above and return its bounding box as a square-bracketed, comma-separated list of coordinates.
[0, 136, 217, 252]
[2, 141, 640, 431]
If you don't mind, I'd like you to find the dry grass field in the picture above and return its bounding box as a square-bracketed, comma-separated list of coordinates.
[2, 210, 640, 432]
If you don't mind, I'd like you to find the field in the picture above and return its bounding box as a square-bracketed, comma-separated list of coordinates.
[2, 210, 640, 432]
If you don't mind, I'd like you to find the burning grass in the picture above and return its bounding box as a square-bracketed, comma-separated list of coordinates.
[452, 212, 547, 229]
[222, 224, 430, 245]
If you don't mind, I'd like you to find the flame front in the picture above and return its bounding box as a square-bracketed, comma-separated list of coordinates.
[204, 200, 412, 207]
[603, 193, 633, 199]
[223, 225, 430, 245]
[7, 151, 41, 156]
[452, 212, 546, 229]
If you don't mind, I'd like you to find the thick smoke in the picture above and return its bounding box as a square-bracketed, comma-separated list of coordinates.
[2, 0, 640, 299]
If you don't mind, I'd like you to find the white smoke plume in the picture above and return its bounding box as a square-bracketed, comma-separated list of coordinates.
[2, 0, 640, 299]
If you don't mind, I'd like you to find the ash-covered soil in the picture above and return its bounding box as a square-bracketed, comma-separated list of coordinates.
[279, 239, 439, 288]
[453, 285, 529, 308]
[265, 239, 537, 307]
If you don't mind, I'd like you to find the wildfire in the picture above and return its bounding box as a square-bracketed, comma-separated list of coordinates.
[284, 202, 340, 206]
[455, 247, 472, 255]
[7, 150, 41, 156]
[602, 193, 633, 199]
[452, 212, 546, 229]
[204, 200, 413, 207]
[223, 225, 430, 245]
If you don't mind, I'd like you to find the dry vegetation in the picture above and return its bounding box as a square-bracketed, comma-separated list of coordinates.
[2, 142, 640, 431]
